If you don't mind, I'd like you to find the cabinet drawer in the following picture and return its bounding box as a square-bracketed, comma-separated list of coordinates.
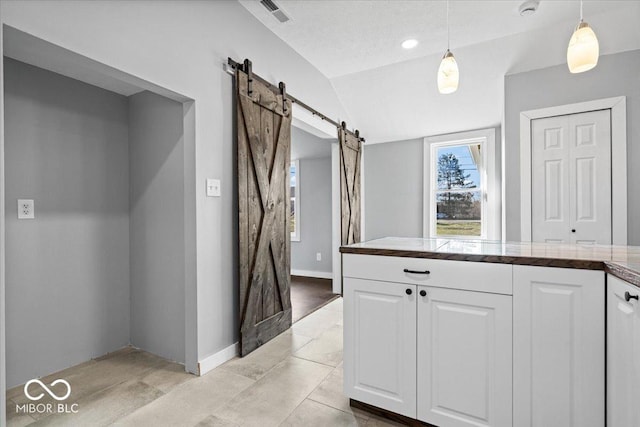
[343, 254, 512, 295]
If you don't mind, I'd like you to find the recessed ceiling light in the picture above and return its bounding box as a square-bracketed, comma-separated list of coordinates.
[401, 39, 419, 49]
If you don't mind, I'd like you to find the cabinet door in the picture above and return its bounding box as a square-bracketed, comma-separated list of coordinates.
[343, 278, 417, 417]
[607, 275, 640, 427]
[417, 286, 512, 427]
[513, 266, 604, 427]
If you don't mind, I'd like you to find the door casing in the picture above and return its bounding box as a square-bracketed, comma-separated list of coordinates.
[519, 96, 627, 244]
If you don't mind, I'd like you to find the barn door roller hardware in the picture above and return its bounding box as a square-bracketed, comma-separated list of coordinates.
[243, 59, 253, 96]
[341, 121, 360, 140]
[228, 57, 364, 143]
[279, 82, 287, 114]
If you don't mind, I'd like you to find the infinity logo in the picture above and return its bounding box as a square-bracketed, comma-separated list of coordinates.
[24, 379, 71, 401]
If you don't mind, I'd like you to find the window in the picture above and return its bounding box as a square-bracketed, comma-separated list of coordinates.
[290, 160, 300, 241]
[424, 128, 499, 240]
[433, 142, 484, 238]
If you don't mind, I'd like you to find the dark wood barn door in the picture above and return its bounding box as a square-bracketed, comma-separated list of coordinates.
[339, 125, 362, 246]
[237, 67, 293, 356]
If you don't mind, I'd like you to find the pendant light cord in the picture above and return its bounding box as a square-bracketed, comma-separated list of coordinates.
[446, 0, 450, 50]
[580, 0, 583, 21]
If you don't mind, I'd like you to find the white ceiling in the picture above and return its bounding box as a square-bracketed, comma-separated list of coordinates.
[240, 0, 640, 143]
[239, 0, 634, 78]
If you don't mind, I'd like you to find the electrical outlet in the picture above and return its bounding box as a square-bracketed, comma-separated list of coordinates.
[316, 252, 322, 261]
[206, 178, 221, 197]
[18, 199, 35, 219]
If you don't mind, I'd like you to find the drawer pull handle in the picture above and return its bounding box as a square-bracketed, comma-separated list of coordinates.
[403, 268, 431, 275]
[625, 291, 639, 302]
[419, 290, 427, 297]
[406, 288, 413, 295]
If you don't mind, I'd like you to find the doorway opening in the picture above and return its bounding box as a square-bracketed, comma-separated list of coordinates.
[289, 124, 340, 322]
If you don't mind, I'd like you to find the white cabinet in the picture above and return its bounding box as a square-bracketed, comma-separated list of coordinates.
[417, 286, 512, 427]
[343, 277, 417, 418]
[343, 255, 513, 426]
[513, 266, 605, 427]
[607, 275, 640, 427]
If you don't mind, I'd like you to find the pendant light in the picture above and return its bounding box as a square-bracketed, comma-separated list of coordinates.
[567, 0, 599, 73]
[438, 0, 459, 94]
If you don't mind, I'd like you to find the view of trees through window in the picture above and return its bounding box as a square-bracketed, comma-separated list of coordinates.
[435, 143, 482, 237]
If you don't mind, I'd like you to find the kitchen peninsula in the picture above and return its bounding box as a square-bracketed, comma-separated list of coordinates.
[340, 237, 640, 427]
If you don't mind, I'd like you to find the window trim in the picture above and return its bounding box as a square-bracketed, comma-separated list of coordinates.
[423, 128, 500, 240]
[290, 159, 301, 242]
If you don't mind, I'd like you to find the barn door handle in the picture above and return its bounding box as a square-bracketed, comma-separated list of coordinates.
[404, 268, 430, 275]
[625, 291, 639, 302]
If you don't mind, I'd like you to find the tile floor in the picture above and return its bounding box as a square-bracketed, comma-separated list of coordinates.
[6, 298, 402, 427]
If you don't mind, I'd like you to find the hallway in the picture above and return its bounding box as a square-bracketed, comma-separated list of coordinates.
[290, 276, 339, 323]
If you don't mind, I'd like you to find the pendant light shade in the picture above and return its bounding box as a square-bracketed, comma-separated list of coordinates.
[438, 0, 458, 94]
[567, 1, 599, 74]
[438, 50, 459, 94]
[567, 21, 599, 73]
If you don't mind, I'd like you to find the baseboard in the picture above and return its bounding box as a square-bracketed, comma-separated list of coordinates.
[197, 342, 239, 376]
[291, 269, 333, 280]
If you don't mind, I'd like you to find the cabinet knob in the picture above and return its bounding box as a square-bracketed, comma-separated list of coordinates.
[419, 290, 427, 297]
[625, 291, 639, 302]
[405, 288, 413, 295]
[571, 229, 576, 233]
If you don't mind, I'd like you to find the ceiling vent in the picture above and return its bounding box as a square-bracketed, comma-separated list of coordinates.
[518, 0, 540, 16]
[260, 0, 291, 23]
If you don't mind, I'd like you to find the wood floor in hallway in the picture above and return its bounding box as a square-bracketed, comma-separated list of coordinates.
[6, 298, 401, 427]
[290, 275, 339, 323]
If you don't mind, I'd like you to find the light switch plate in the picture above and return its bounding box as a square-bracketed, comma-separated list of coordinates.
[18, 199, 35, 219]
[206, 179, 221, 197]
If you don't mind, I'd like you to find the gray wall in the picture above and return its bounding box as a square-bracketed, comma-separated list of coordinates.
[291, 156, 333, 274]
[363, 130, 502, 241]
[2, 0, 351, 370]
[1, 13, 7, 422]
[364, 138, 424, 240]
[504, 49, 640, 244]
[4, 58, 130, 387]
[129, 91, 185, 363]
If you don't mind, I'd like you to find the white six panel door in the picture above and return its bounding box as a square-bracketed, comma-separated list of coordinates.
[532, 115, 571, 243]
[343, 277, 417, 418]
[569, 111, 611, 244]
[417, 286, 512, 427]
[531, 110, 611, 244]
[607, 275, 640, 427]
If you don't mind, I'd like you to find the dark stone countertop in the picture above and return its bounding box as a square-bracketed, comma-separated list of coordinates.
[340, 237, 640, 287]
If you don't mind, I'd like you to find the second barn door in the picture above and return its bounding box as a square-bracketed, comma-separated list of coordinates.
[237, 64, 293, 356]
[339, 124, 362, 246]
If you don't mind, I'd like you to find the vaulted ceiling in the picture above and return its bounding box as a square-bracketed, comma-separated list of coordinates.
[240, 0, 640, 143]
